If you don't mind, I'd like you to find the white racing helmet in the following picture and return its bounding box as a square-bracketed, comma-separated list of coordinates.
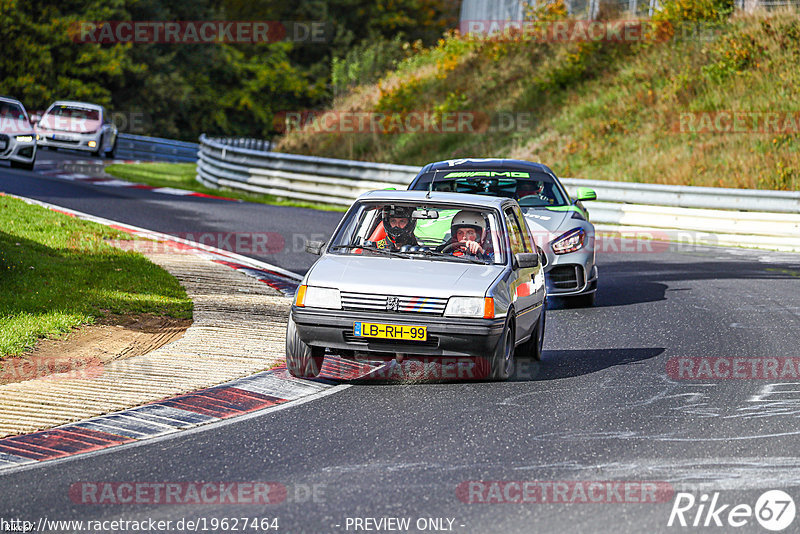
[451, 210, 486, 241]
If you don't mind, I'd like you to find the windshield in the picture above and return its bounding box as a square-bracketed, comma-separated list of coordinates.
[45, 105, 100, 121]
[328, 201, 506, 265]
[412, 169, 569, 207]
[0, 101, 27, 121]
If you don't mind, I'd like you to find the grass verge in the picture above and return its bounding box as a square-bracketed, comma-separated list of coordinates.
[0, 195, 193, 357]
[104, 162, 347, 212]
[276, 9, 800, 190]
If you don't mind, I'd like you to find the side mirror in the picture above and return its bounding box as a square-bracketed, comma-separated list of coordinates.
[575, 187, 597, 201]
[515, 252, 539, 269]
[29, 114, 40, 126]
[305, 240, 325, 255]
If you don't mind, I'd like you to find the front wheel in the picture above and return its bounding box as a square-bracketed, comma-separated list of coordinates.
[489, 315, 515, 381]
[105, 137, 117, 159]
[569, 292, 595, 308]
[92, 135, 104, 158]
[285, 315, 324, 378]
[10, 159, 35, 171]
[519, 302, 546, 361]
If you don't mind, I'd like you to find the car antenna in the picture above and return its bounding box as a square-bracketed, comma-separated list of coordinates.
[426, 169, 440, 199]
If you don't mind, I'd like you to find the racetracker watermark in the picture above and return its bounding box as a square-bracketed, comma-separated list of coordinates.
[529, 230, 719, 255]
[0, 356, 103, 383]
[69, 482, 291, 505]
[667, 357, 800, 380]
[70, 21, 330, 44]
[671, 112, 800, 134]
[108, 232, 327, 255]
[459, 20, 671, 42]
[456, 481, 674, 504]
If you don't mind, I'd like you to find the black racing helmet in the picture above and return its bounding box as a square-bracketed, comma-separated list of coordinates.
[382, 205, 417, 241]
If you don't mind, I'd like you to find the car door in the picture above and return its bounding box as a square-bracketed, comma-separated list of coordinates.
[503, 205, 538, 341]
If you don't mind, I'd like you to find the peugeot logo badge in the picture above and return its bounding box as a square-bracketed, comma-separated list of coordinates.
[386, 296, 400, 312]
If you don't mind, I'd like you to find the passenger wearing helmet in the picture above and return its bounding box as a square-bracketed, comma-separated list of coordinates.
[374, 205, 418, 250]
[443, 210, 493, 260]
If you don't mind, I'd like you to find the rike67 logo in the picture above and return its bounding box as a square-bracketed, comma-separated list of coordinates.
[668, 490, 796, 531]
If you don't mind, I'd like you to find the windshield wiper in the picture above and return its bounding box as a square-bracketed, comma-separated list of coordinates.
[405, 248, 489, 265]
[329, 244, 412, 259]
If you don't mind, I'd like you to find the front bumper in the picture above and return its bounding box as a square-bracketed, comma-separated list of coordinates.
[0, 134, 37, 164]
[291, 306, 505, 358]
[36, 130, 102, 152]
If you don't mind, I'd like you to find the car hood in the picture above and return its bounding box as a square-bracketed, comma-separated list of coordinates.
[306, 254, 505, 298]
[37, 116, 102, 134]
[522, 207, 574, 245]
[0, 118, 34, 136]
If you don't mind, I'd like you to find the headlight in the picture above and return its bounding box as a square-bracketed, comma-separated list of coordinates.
[444, 297, 494, 319]
[296, 286, 341, 309]
[15, 135, 34, 143]
[88, 140, 97, 148]
[552, 228, 585, 255]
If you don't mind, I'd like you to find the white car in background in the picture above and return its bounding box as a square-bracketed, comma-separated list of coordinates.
[35, 101, 117, 158]
[0, 96, 37, 170]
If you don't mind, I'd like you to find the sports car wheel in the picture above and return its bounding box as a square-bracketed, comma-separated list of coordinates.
[10, 160, 35, 171]
[490, 315, 515, 380]
[286, 315, 325, 378]
[569, 292, 595, 307]
[92, 135, 104, 158]
[519, 302, 546, 361]
[105, 137, 117, 159]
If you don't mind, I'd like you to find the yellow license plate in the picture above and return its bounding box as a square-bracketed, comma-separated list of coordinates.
[354, 322, 427, 341]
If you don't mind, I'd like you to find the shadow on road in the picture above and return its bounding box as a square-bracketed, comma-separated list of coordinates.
[510, 347, 666, 381]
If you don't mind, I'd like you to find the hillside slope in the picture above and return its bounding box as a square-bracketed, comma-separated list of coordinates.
[276, 10, 800, 190]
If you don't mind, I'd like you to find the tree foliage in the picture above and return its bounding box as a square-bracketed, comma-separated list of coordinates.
[0, 0, 458, 140]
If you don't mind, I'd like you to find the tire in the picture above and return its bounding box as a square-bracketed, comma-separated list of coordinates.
[10, 160, 34, 171]
[105, 137, 117, 159]
[490, 315, 515, 381]
[285, 315, 324, 378]
[519, 301, 546, 361]
[569, 292, 595, 308]
[92, 135, 103, 158]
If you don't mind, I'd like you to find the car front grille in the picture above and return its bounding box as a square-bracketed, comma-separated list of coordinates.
[548, 265, 583, 290]
[340, 292, 448, 315]
[0, 134, 8, 154]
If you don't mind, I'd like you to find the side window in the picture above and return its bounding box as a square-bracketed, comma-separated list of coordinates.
[513, 204, 537, 252]
[503, 208, 527, 255]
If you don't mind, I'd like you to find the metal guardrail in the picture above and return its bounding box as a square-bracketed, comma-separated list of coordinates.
[196, 134, 800, 251]
[196, 135, 417, 205]
[115, 133, 199, 163]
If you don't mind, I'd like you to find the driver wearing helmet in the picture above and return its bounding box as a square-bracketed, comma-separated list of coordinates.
[443, 210, 493, 260]
[374, 205, 418, 250]
[518, 180, 551, 204]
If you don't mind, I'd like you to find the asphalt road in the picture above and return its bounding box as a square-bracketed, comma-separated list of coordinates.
[2, 154, 800, 533]
[1, 152, 343, 275]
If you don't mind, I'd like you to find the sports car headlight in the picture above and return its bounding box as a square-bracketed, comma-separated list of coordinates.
[444, 297, 494, 319]
[298, 286, 341, 309]
[552, 228, 585, 255]
[15, 135, 34, 143]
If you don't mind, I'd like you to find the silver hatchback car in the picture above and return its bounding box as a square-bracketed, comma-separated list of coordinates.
[35, 101, 118, 158]
[287, 190, 547, 381]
